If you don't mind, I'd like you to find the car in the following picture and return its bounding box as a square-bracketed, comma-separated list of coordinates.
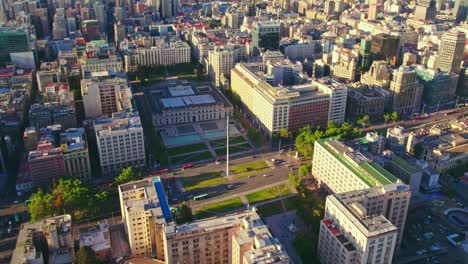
[416, 250, 423, 255]
[227, 184, 235, 190]
[153, 168, 169, 174]
[263, 174, 271, 177]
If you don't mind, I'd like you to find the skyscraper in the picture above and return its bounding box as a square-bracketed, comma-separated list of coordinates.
[414, 0, 437, 21]
[0, 27, 30, 63]
[438, 30, 466, 73]
[371, 34, 400, 67]
[389, 66, 423, 115]
[208, 47, 234, 87]
[53, 8, 68, 40]
[160, 0, 177, 18]
[453, 0, 468, 23]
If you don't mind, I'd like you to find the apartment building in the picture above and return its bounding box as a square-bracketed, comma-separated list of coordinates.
[95, 111, 145, 177]
[81, 75, 132, 119]
[119, 177, 173, 259]
[61, 128, 92, 182]
[12, 215, 73, 264]
[231, 63, 347, 135]
[312, 138, 401, 195]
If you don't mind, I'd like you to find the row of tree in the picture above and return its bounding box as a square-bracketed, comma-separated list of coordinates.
[295, 122, 362, 160]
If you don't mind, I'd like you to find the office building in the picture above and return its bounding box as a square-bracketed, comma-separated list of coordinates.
[438, 30, 466, 73]
[0, 27, 30, 63]
[359, 39, 372, 70]
[330, 50, 358, 83]
[346, 85, 389, 122]
[312, 138, 401, 195]
[29, 103, 77, 129]
[231, 64, 347, 134]
[414, 0, 437, 21]
[81, 20, 101, 41]
[95, 111, 145, 177]
[150, 81, 233, 126]
[386, 126, 409, 154]
[119, 177, 172, 258]
[208, 47, 235, 87]
[266, 59, 303, 86]
[416, 69, 459, 106]
[119, 177, 289, 263]
[81, 76, 132, 119]
[371, 34, 400, 67]
[53, 8, 68, 40]
[383, 151, 422, 194]
[28, 140, 66, 187]
[23, 126, 38, 152]
[456, 63, 468, 97]
[319, 183, 411, 264]
[11, 215, 72, 264]
[388, 66, 423, 115]
[454, 0, 468, 22]
[61, 128, 92, 182]
[251, 21, 281, 55]
[160, 0, 177, 18]
[361, 60, 391, 89]
[36, 62, 61, 92]
[165, 211, 289, 264]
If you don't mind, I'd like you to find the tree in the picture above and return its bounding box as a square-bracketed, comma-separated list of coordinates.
[174, 202, 193, 224]
[114, 167, 143, 185]
[27, 190, 55, 222]
[413, 143, 424, 158]
[299, 164, 312, 177]
[289, 173, 300, 188]
[357, 115, 370, 128]
[383, 113, 391, 124]
[390, 111, 398, 123]
[279, 128, 291, 140]
[76, 246, 98, 264]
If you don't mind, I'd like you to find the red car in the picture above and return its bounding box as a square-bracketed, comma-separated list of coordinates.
[153, 168, 169, 174]
[181, 164, 194, 170]
[215, 157, 226, 162]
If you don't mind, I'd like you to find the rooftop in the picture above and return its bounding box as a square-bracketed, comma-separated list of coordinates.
[318, 138, 399, 187]
[390, 155, 421, 175]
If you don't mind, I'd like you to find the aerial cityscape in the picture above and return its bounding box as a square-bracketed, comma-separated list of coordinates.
[0, 0, 465, 263]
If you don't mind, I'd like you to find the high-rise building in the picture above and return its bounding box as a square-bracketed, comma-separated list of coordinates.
[438, 30, 466, 73]
[114, 22, 126, 46]
[94, 1, 107, 33]
[53, 8, 68, 40]
[95, 111, 146, 177]
[359, 39, 372, 70]
[388, 66, 423, 115]
[160, 0, 177, 18]
[371, 34, 400, 67]
[456, 62, 468, 97]
[251, 21, 280, 56]
[208, 47, 235, 87]
[231, 64, 347, 134]
[414, 0, 437, 21]
[81, 19, 101, 41]
[312, 138, 401, 195]
[318, 183, 411, 264]
[0, 27, 30, 63]
[119, 177, 172, 258]
[81, 76, 133, 119]
[453, 0, 468, 22]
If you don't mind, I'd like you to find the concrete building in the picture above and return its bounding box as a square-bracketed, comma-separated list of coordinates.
[330, 49, 358, 83]
[61, 128, 91, 182]
[23, 126, 38, 152]
[36, 62, 61, 92]
[81, 76, 132, 119]
[11, 215, 72, 264]
[438, 30, 466, 73]
[208, 47, 234, 87]
[251, 21, 281, 55]
[360, 60, 391, 89]
[28, 140, 66, 187]
[79, 222, 111, 261]
[165, 211, 289, 264]
[415, 68, 459, 106]
[414, 0, 437, 21]
[150, 81, 233, 126]
[388, 66, 423, 115]
[119, 177, 173, 258]
[29, 103, 77, 129]
[371, 34, 400, 67]
[95, 111, 145, 177]
[382, 151, 422, 194]
[128, 39, 191, 69]
[312, 138, 401, 195]
[119, 177, 289, 263]
[53, 8, 68, 40]
[319, 183, 411, 264]
[266, 59, 303, 86]
[454, 0, 468, 22]
[81, 19, 101, 41]
[346, 85, 389, 122]
[386, 126, 409, 154]
[231, 64, 347, 135]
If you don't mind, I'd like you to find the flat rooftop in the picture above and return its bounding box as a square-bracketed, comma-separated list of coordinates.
[318, 138, 399, 187]
[390, 155, 421, 175]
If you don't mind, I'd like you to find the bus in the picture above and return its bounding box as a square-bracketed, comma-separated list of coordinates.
[193, 193, 208, 201]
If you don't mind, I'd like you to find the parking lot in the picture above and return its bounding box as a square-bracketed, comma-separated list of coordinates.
[397, 205, 467, 264]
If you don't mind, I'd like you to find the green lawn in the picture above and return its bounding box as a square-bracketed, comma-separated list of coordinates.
[194, 197, 244, 219]
[246, 184, 292, 204]
[256, 196, 299, 217]
[210, 136, 246, 147]
[171, 151, 213, 165]
[181, 172, 226, 192]
[230, 160, 270, 179]
[168, 143, 208, 156]
[214, 143, 251, 156]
